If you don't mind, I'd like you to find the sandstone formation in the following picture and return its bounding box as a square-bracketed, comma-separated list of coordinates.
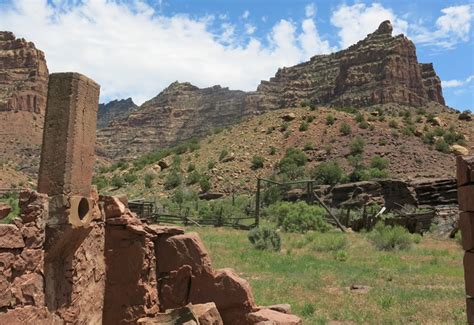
[250, 21, 444, 111]
[0, 31, 49, 178]
[97, 82, 249, 159]
[96, 21, 446, 160]
[97, 98, 137, 129]
[0, 31, 48, 114]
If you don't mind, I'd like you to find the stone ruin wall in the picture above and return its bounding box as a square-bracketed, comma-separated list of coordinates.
[457, 156, 474, 323]
[0, 71, 301, 324]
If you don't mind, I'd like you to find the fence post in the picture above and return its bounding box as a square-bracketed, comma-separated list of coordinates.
[255, 178, 261, 227]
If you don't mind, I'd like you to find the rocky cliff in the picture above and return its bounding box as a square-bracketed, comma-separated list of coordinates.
[97, 82, 249, 159]
[250, 21, 444, 111]
[0, 31, 48, 114]
[97, 21, 446, 160]
[97, 98, 137, 129]
[0, 32, 49, 182]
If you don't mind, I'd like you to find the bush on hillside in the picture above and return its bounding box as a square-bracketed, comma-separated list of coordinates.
[326, 114, 335, 125]
[340, 122, 352, 135]
[164, 171, 182, 189]
[349, 136, 365, 155]
[251, 155, 264, 169]
[248, 226, 281, 251]
[144, 173, 155, 188]
[310, 161, 344, 185]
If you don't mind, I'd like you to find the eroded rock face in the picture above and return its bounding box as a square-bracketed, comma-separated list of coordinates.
[97, 98, 137, 129]
[0, 31, 48, 114]
[96, 21, 446, 161]
[0, 31, 49, 178]
[97, 82, 250, 159]
[250, 20, 445, 111]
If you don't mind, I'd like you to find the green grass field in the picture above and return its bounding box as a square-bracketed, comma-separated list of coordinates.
[189, 227, 465, 324]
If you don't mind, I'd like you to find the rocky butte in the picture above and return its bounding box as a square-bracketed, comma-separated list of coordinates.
[0, 31, 49, 183]
[96, 21, 446, 161]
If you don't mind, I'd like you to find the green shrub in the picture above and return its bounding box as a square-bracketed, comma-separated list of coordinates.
[280, 122, 289, 132]
[248, 226, 281, 251]
[326, 114, 335, 125]
[264, 201, 330, 233]
[111, 175, 124, 188]
[207, 160, 216, 170]
[299, 121, 309, 131]
[93, 175, 109, 191]
[370, 156, 389, 170]
[186, 170, 201, 185]
[187, 163, 195, 172]
[262, 185, 283, 206]
[435, 138, 450, 153]
[199, 176, 211, 192]
[164, 171, 182, 189]
[0, 193, 19, 224]
[123, 172, 138, 184]
[269, 146, 277, 155]
[379, 138, 388, 146]
[359, 121, 369, 129]
[311, 234, 348, 252]
[311, 161, 344, 185]
[266, 126, 275, 134]
[301, 303, 316, 317]
[307, 115, 315, 123]
[355, 112, 365, 123]
[278, 149, 307, 179]
[368, 223, 413, 251]
[251, 156, 264, 169]
[144, 173, 154, 188]
[349, 136, 365, 155]
[304, 142, 314, 151]
[219, 149, 228, 161]
[340, 122, 352, 135]
[388, 120, 398, 128]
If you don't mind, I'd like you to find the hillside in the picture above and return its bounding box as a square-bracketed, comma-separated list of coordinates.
[95, 104, 473, 200]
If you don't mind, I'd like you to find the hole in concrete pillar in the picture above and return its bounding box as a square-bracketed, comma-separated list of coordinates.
[78, 198, 90, 221]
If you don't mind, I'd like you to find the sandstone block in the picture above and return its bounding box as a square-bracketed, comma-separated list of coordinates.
[0, 306, 61, 325]
[38, 72, 100, 197]
[159, 265, 193, 310]
[190, 302, 223, 325]
[102, 196, 126, 219]
[156, 232, 212, 273]
[457, 156, 474, 187]
[0, 274, 13, 308]
[451, 144, 469, 156]
[247, 308, 302, 325]
[0, 224, 25, 249]
[464, 252, 474, 297]
[459, 184, 474, 212]
[460, 212, 474, 251]
[11, 273, 44, 307]
[0, 203, 12, 220]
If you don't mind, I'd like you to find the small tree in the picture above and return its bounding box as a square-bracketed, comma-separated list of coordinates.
[311, 161, 344, 185]
[164, 171, 182, 189]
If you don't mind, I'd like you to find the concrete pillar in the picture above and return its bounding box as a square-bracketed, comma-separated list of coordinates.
[39, 72, 105, 323]
[457, 156, 474, 323]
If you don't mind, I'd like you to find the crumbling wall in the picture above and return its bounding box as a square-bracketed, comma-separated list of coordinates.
[102, 197, 160, 324]
[457, 156, 474, 323]
[0, 190, 61, 324]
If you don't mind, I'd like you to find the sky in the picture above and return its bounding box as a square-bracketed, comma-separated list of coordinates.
[0, 0, 473, 111]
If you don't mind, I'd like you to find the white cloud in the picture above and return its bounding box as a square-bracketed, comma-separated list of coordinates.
[305, 3, 316, 18]
[330, 3, 408, 48]
[245, 23, 256, 35]
[242, 10, 250, 19]
[0, 0, 334, 104]
[442, 75, 474, 88]
[299, 18, 335, 57]
[412, 5, 473, 49]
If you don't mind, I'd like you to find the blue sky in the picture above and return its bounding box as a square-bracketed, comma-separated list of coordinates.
[0, 0, 473, 110]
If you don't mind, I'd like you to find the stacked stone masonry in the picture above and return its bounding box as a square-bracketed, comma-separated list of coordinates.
[457, 156, 474, 323]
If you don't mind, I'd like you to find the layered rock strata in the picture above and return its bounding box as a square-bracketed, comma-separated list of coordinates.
[97, 98, 137, 129]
